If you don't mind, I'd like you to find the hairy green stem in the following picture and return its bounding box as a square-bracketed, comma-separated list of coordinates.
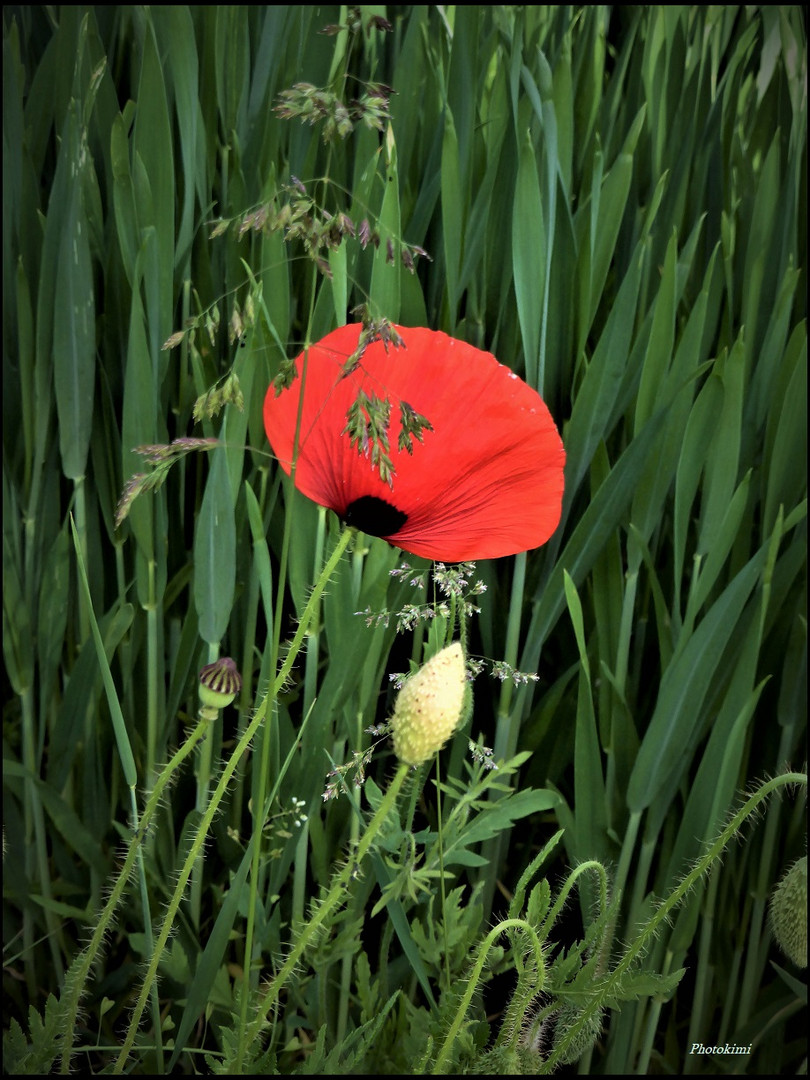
[115, 526, 353, 1073]
[544, 771, 808, 1072]
[60, 717, 210, 1073]
[538, 859, 609, 943]
[236, 264, 321, 1068]
[129, 783, 164, 1072]
[243, 761, 411, 1049]
[433, 918, 546, 1075]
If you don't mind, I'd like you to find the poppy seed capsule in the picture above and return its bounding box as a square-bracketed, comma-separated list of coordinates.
[198, 657, 242, 710]
[770, 856, 807, 968]
[391, 642, 466, 766]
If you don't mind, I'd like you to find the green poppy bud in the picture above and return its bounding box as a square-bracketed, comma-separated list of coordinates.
[770, 856, 807, 968]
[391, 642, 466, 766]
[552, 999, 604, 1065]
[198, 657, 242, 711]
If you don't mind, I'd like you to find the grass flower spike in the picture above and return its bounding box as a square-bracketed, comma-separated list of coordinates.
[390, 642, 466, 766]
[263, 324, 565, 561]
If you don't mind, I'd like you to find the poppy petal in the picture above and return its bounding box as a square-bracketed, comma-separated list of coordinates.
[263, 324, 565, 561]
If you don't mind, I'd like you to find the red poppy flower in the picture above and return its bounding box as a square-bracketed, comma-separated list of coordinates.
[263, 324, 565, 562]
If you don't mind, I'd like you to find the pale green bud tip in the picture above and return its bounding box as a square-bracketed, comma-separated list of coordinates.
[391, 642, 466, 766]
[198, 657, 242, 710]
[770, 856, 807, 968]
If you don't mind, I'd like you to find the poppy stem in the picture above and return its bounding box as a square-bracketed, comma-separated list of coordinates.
[60, 714, 210, 1073]
[116, 526, 355, 1074]
[235, 260, 327, 1064]
[244, 760, 412, 1049]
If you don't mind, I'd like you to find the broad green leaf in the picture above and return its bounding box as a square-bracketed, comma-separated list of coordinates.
[4, 760, 109, 877]
[565, 572, 608, 860]
[70, 515, 137, 789]
[121, 278, 156, 568]
[512, 127, 545, 389]
[697, 336, 744, 555]
[440, 107, 463, 324]
[526, 408, 666, 661]
[36, 521, 70, 706]
[2, 528, 33, 695]
[685, 470, 752, 623]
[563, 243, 642, 522]
[167, 841, 252, 1070]
[673, 364, 723, 603]
[763, 325, 807, 535]
[576, 106, 646, 355]
[152, 6, 198, 271]
[634, 230, 677, 434]
[664, 620, 767, 900]
[244, 480, 274, 640]
[133, 16, 175, 359]
[53, 102, 95, 481]
[194, 447, 236, 645]
[369, 125, 401, 323]
[448, 787, 560, 853]
[626, 545, 766, 812]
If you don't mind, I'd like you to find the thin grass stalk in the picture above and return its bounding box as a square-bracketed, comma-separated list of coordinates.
[189, 641, 218, 930]
[293, 504, 326, 926]
[613, 809, 642, 913]
[496, 552, 528, 759]
[72, 475, 90, 643]
[481, 550, 528, 914]
[336, 707, 364, 1048]
[234, 568, 260, 816]
[234, 467, 272, 833]
[716, 955, 743, 1050]
[433, 754, 452, 993]
[626, 829, 660, 938]
[636, 947, 676, 1074]
[736, 713, 803, 1027]
[683, 870, 719, 1073]
[21, 683, 63, 988]
[146, 560, 160, 784]
[178, 280, 191, 423]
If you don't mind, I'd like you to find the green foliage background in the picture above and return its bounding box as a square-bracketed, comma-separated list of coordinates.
[3, 4, 807, 1074]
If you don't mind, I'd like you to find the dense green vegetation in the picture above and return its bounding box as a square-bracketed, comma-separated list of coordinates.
[3, 6, 806, 1074]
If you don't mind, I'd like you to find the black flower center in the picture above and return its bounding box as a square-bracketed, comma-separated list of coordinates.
[344, 495, 408, 537]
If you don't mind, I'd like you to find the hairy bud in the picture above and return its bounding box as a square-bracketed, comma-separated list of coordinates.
[390, 642, 466, 766]
[770, 856, 807, 968]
